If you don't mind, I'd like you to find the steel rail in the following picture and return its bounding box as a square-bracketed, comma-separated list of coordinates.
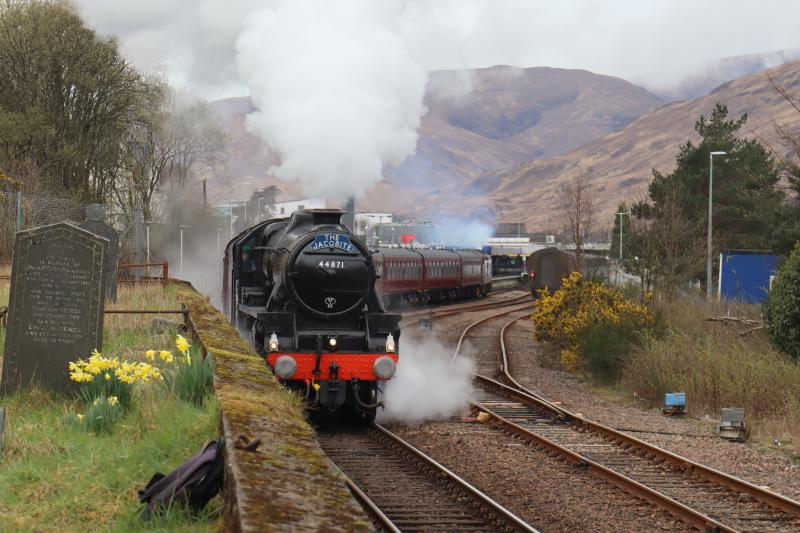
[495, 314, 800, 521]
[441, 306, 800, 531]
[400, 292, 532, 325]
[466, 398, 733, 532]
[342, 475, 402, 533]
[373, 423, 540, 533]
[449, 301, 535, 364]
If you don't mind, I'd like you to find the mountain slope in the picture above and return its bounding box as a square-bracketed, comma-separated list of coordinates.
[210, 66, 663, 203]
[396, 60, 800, 231]
[386, 66, 662, 189]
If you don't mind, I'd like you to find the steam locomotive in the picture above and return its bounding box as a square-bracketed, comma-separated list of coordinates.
[223, 209, 400, 420]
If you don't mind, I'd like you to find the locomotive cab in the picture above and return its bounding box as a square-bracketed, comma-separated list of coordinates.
[225, 209, 400, 420]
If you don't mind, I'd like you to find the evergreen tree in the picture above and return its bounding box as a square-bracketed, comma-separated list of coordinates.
[649, 103, 785, 254]
[764, 241, 800, 360]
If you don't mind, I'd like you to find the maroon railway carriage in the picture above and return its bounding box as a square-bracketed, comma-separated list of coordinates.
[374, 247, 492, 307]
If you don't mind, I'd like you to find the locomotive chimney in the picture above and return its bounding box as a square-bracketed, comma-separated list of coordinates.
[341, 197, 355, 230]
[308, 209, 344, 226]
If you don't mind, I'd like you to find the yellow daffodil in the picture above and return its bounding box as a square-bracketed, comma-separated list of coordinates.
[144, 350, 156, 360]
[108, 396, 119, 406]
[312, 383, 320, 391]
[77, 414, 84, 422]
[104, 373, 111, 381]
[159, 350, 174, 363]
[175, 334, 190, 354]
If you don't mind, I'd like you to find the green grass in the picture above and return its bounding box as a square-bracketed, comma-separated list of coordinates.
[0, 282, 222, 532]
[623, 296, 800, 462]
[0, 388, 220, 532]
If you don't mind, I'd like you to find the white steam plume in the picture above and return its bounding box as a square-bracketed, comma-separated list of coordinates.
[74, 0, 800, 198]
[433, 217, 494, 249]
[379, 338, 474, 424]
[235, 1, 426, 201]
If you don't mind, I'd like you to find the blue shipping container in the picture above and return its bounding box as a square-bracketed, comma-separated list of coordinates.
[719, 251, 779, 304]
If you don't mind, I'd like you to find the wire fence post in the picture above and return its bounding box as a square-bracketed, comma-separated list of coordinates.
[16, 192, 23, 231]
[0, 407, 5, 454]
[134, 208, 142, 281]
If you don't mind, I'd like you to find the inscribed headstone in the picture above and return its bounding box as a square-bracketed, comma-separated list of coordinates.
[0, 223, 107, 394]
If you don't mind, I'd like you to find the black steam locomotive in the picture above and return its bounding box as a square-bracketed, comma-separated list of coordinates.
[223, 209, 400, 420]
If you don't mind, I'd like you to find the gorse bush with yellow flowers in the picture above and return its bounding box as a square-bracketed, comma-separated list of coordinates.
[532, 272, 655, 382]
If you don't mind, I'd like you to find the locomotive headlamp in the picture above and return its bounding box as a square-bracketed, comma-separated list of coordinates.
[385, 333, 396, 353]
[268, 333, 279, 352]
[328, 336, 337, 348]
[274, 355, 297, 379]
[373, 356, 397, 380]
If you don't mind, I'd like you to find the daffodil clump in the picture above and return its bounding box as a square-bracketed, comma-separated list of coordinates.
[160, 334, 214, 407]
[532, 272, 655, 380]
[65, 335, 212, 434]
[66, 395, 123, 434]
[69, 350, 163, 410]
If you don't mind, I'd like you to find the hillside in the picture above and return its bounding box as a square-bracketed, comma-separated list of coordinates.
[655, 48, 800, 101]
[380, 60, 800, 232]
[387, 66, 663, 190]
[209, 66, 662, 203]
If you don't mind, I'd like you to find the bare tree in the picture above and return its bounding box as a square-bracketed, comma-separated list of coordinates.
[563, 171, 596, 272]
[113, 91, 227, 222]
[161, 101, 227, 196]
[769, 75, 800, 191]
[625, 188, 705, 302]
[650, 187, 705, 301]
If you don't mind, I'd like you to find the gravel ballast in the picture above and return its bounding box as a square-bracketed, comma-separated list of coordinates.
[503, 317, 800, 502]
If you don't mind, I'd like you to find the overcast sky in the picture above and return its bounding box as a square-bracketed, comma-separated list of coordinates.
[72, 0, 800, 199]
[75, 0, 800, 100]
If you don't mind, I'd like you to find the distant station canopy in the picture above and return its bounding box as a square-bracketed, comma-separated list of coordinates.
[493, 222, 528, 238]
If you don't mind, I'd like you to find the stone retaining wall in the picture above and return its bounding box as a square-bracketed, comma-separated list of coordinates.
[177, 286, 372, 532]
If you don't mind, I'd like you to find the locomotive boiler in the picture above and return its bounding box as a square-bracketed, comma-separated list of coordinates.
[223, 209, 400, 420]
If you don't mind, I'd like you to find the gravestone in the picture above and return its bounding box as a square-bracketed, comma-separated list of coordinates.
[0, 223, 107, 394]
[79, 204, 119, 301]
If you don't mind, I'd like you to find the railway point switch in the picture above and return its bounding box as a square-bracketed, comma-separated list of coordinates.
[717, 407, 747, 442]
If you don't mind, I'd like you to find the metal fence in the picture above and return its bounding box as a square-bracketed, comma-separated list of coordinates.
[0, 189, 142, 263]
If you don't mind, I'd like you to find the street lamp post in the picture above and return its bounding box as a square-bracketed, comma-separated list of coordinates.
[616, 210, 629, 260]
[224, 196, 233, 239]
[707, 151, 727, 298]
[179, 225, 192, 276]
[145, 221, 154, 277]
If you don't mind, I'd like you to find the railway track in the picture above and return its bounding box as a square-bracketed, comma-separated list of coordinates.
[400, 290, 532, 327]
[452, 307, 800, 532]
[318, 424, 539, 533]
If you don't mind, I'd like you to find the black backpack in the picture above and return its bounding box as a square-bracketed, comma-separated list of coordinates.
[138, 437, 225, 519]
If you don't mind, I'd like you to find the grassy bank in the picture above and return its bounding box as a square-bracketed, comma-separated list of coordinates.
[623, 296, 800, 459]
[0, 283, 221, 532]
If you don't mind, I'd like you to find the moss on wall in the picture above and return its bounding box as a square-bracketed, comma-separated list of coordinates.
[177, 286, 372, 532]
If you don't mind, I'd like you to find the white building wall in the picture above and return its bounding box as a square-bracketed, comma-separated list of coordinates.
[272, 198, 327, 217]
